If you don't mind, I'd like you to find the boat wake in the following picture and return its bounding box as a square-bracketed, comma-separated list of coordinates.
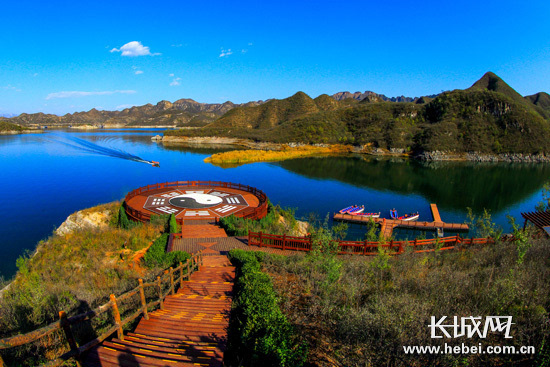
[44, 133, 158, 166]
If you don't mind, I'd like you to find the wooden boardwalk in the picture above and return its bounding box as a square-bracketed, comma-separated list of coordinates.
[83, 255, 234, 367]
[334, 204, 468, 237]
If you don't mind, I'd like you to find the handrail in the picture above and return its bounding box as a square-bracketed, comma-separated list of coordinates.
[123, 181, 269, 223]
[248, 231, 495, 256]
[0, 251, 204, 366]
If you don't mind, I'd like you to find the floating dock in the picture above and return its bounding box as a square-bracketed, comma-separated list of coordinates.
[333, 204, 468, 238]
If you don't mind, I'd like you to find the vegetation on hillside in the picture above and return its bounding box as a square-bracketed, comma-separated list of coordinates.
[165, 72, 550, 155]
[0, 202, 176, 364]
[0, 120, 25, 132]
[255, 215, 550, 366]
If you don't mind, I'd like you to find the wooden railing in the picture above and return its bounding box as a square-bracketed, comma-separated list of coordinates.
[124, 180, 269, 223]
[248, 232, 495, 255]
[0, 252, 204, 367]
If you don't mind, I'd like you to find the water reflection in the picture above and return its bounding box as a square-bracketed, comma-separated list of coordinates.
[276, 156, 550, 214]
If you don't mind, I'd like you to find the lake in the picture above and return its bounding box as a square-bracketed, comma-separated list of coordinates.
[1, 129, 548, 278]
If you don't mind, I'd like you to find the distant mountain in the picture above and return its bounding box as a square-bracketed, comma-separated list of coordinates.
[8, 99, 264, 127]
[0, 113, 17, 118]
[167, 72, 550, 156]
[332, 91, 438, 103]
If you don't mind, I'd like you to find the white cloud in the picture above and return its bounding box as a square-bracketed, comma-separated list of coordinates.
[171, 44, 183, 47]
[110, 41, 160, 57]
[1, 85, 22, 92]
[169, 73, 174, 77]
[46, 90, 137, 100]
[219, 48, 233, 57]
[170, 78, 181, 86]
[241, 49, 248, 53]
[248, 42, 253, 46]
[135, 70, 143, 75]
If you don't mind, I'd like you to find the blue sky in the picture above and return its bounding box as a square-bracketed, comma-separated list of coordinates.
[1, 0, 549, 115]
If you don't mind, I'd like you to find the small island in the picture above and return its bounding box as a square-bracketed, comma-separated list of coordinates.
[0, 120, 40, 135]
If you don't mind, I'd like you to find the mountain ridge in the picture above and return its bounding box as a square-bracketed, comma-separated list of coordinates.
[8, 98, 265, 127]
[165, 72, 550, 156]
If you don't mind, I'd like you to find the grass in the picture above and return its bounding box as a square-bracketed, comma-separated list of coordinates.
[204, 144, 353, 165]
[0, 201, 173, 365]
[258, 229, 550, 366]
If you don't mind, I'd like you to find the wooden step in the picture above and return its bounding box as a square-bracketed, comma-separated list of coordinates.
[82, 254, 232, 367]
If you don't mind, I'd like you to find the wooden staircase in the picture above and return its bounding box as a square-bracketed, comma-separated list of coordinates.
[83, 255, 234, 367]
[180, 224, 228, 239]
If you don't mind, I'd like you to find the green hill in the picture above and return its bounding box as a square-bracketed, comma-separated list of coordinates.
[525, 92, 550, 119]
[0, 120, 25, 132]
[208, 91, 333, 130]
[467, 71, 524, 100]
[165, 72, 550, 156]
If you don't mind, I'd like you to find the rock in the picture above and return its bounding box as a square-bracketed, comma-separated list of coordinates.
[56, 209, 111, 236]
[295, 220, 309, 237]
[151, 134, 162, 141]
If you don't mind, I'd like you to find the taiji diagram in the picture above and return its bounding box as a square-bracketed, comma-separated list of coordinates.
[143, 189, 249, 218]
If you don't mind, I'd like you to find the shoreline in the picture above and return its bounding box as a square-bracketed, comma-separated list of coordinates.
[157, 135, 550, 163]
[0, 130, 44, 135]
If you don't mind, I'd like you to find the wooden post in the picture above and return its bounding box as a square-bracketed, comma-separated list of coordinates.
[157, 276, 164, 310]
[282, 234, 286, 251]
[179, 262, 184, 288]
[187, 259, 191, 280]
[414, 238, 418, 250]
[169, 267, 175, 295]
[363, 239, 367, 255]
[59, 310, 81, 364]
[138, 279, 149, 320]
[110, 294, 124, 341]
[259, 232, 262, 247]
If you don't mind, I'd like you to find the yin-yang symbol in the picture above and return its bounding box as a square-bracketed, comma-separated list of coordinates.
[168, 194, 223, 209]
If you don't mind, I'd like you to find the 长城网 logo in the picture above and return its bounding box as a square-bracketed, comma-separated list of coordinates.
[429, 316, 514, 339]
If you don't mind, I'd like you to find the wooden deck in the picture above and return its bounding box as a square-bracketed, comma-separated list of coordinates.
[83, 255, 234, 367]
[181, 224, 228, 239]
[334, 204, 468, 237]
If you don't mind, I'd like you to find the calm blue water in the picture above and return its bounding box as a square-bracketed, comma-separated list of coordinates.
[0, 129, 548, 278]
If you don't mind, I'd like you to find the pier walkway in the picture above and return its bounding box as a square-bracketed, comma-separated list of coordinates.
[334, 204, 468, 238]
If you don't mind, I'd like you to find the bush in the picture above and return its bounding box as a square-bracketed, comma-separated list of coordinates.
[168, 214, 179, 234]
[226, 249, 307, 367]
[117, 204, 141, 230]
[263, 235, 550, 366]
[143, 234, 189, 269]
[220, 203, 298, 237]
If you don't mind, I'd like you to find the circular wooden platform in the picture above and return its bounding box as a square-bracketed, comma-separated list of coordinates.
[124, 181, 268, 223]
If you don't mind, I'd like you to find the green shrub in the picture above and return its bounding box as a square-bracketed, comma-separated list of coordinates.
[168, 214, 179, 234]
[149, 214, 170, 227]
[143, 234, 190, 269]
[220, 203, 298, 237]
[227, 249, 307, 367]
